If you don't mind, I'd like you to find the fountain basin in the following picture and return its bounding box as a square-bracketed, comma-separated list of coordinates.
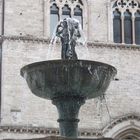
[21, 60, 117, 100]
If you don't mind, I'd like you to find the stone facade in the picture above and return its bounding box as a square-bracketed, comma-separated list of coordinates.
[0, 0, 140, 139]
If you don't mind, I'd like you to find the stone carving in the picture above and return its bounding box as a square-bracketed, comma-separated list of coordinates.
[0, 125, 102, 137]
[115, 0, 139, 9]
[50, 0, 83, 6]
[103, 114, 140, 134]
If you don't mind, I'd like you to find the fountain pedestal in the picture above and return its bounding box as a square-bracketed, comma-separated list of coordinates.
[52, 96, 85, 137]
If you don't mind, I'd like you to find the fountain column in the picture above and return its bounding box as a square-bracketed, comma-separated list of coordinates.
[52, 96, 85, 138]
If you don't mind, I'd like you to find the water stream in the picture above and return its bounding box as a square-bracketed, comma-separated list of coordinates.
[47, 18, 90, 60]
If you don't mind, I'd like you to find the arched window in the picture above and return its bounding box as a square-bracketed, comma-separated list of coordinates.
[74, 5, 83, 27]
[113, 9, 122, 43]
[135, 11, 140, 45]
[113, 0, 140, 45]
[50, 4, 59, 36]
[62, 5, 71, 19]
[124, 10, 132, 44]
[49, 0, 84, 36]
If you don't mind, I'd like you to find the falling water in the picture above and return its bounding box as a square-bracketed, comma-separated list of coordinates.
[74, 21, 90, 60]
[48, 18, 90, 60]
[46, 22, 59, 60]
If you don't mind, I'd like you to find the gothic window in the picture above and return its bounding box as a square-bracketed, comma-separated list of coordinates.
[50, 4, 59, 36]
[124, 10, 132, 44]
[74, 5, 83, 27]
[135, 10, 140, 44]
[113, 9, 122, 43]
[62, 5, 71, 19]
[50, 0, 84, 36]
[113, 0, 140, 45]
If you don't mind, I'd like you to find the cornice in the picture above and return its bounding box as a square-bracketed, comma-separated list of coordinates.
[0, 114, 140, 137]
[0, 125, 102, 137]
[0, 35, 51, 44]
[0, 35, 140, 51]
[87, 42, 140, 51]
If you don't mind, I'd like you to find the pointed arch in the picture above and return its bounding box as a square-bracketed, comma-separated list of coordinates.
[74, 5, 83, 27]
[103, 114, 140, 139]
[115, 128, 140, 139]
[62, 4, 71, 19]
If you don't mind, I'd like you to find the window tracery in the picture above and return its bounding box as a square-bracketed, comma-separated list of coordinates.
[113, 0, 140, 45]
[50, 0, 84, 36]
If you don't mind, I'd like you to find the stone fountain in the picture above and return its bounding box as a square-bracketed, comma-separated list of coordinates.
[20, 18, 117, 138]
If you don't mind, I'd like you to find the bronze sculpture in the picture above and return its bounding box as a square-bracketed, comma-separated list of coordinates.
[55, 18, 81, 60]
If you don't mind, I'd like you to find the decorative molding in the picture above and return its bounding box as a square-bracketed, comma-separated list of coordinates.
[103, 114, 140, 134]
[1, 114, 140, 137]
[87, 42, 140, 50]
[0, 35, 51, 44]
[114, 0, 139, 10]
[0, 35, 140, 51]
[0, 125, 102, 137]
[50, 0, 83, 5]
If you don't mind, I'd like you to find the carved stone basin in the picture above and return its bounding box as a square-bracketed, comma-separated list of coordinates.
[20, 60, 117, 138]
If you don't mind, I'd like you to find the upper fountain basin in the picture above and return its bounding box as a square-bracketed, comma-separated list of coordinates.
[21, 60, 117, 100]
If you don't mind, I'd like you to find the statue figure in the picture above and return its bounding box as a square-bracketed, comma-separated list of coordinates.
[55, 18, 82, 60]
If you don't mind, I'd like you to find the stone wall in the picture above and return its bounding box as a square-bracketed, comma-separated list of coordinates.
[0, 36, 140, 139]
[4, 0, 111, 42]
[4, 0, 44, 37]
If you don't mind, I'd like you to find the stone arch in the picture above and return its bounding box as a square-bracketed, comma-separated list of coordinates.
[103, 114, 140, 139]
[114, 128, 140, 139]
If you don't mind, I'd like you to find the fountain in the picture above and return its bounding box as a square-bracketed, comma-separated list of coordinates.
[20, 18, 117, 138]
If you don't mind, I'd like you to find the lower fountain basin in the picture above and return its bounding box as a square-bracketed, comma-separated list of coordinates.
[21, 60, 117, 100]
